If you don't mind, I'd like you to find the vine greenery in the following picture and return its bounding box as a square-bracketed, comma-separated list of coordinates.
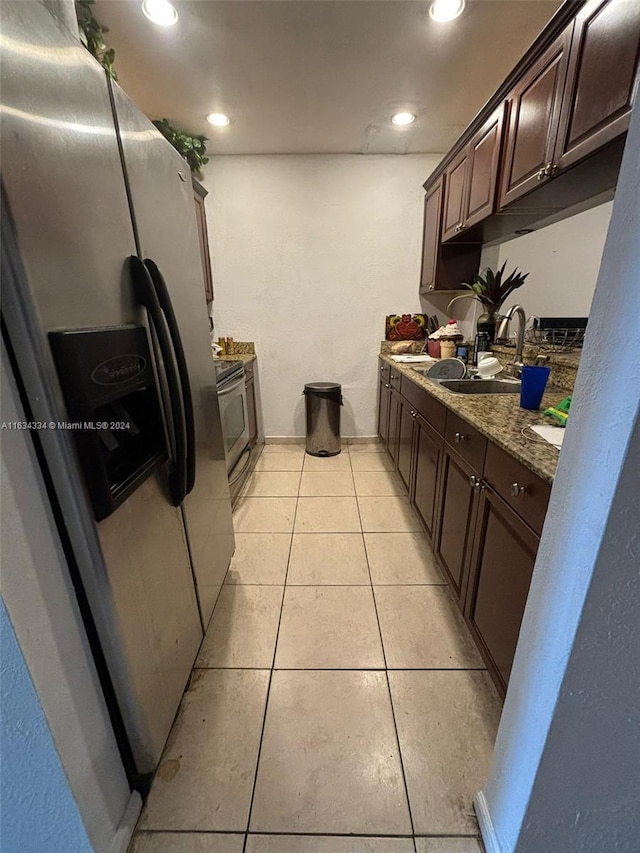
[152, 119, 209, 175]
[75, 0, 117, 79]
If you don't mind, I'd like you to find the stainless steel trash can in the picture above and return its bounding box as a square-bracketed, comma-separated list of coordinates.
[303, 383, 342, 456]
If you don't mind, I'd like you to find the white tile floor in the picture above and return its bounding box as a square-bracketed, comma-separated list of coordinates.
[130, 443, 502, 853]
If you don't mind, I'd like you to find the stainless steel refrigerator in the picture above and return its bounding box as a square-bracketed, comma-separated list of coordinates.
[0, 0, 235, 783]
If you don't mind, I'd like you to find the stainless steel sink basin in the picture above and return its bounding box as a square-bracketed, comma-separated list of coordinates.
[438, 379, 521, 395]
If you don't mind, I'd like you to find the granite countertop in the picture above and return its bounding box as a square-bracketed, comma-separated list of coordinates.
[381, 354, 566, 483]
[217, 353, 257, 365]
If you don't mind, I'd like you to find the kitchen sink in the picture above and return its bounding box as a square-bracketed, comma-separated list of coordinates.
[437, 379, 521, 394]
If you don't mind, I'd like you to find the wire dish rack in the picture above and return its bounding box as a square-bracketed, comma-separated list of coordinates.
[525, 317, 587, 351]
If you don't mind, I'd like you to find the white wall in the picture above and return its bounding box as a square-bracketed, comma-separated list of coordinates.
[480, 201, 613, 320]
[202, 154, 441, 437]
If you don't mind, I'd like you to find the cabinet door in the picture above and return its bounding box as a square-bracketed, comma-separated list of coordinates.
[246, 375, 258, 445]
[554, 0, 640, 172]
[466, 487, 539, 692]
[387, 390, 400, 463]
[412, 414, 442, 541]
[499, 29, 572, 208]
[419, 179, 443, 293]
[434, 448, 477, 605]
[463, 106, 505, 229]
[396, 401, 415, 492]
[192, 179, 214, 302]
[441, 150, 468, 241]
[378, 377, 391, 444]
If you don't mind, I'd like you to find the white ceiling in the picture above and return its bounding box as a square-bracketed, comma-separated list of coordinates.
[94, 0, 561, 155]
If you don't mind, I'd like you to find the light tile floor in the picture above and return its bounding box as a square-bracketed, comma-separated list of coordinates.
[131, 443, 502, 853]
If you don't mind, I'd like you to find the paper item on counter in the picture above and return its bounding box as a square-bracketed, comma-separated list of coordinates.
[530, 425, 565, 449]
[391, 355, 437, 363]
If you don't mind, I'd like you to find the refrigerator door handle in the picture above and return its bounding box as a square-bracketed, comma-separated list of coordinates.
[143, 258, 196, 498]
[129, 255, 187, 506]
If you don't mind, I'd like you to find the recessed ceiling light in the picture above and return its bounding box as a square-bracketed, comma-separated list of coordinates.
[391, 112, 416, 126]
[206, 113, 230, 127]
[429, 0, 466, 23]
[142, 0, 178, 27]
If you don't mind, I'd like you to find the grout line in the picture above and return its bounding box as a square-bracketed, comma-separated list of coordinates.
[241, 481, 300, 852]
[354, 469, 418, 848]
[193, 665, 488, 672]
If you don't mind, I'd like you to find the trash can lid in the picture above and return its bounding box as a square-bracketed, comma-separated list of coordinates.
[304, 382, 341, 392]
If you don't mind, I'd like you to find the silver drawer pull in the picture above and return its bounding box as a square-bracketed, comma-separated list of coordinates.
[454, 432, 466, 443]
[410, 410, 417, 418]
[510, 482, 526, 497]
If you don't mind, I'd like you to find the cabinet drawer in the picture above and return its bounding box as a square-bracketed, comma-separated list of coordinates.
[484, 442, 551, 536]
[379, 360, 391, 382]
[445, 411, 487, 473]
[401, 379, 446, 434]
[389, 366, 403, 390]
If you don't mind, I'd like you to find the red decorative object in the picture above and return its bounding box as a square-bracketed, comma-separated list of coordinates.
[385, 314, 427, 341]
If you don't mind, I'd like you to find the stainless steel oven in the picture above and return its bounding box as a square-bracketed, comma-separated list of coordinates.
[215, 360, 250, 476]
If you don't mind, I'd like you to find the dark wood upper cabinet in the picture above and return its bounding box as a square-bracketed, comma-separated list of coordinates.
[441, 150, 468, 241]
[192, 177, 214, 302]
[466, 487, 539, 695]
[411, 413, 442, 542]
[554, 0, 640, 172]
[499, 29, 573, 209]
[464, 106, 505, 228]
[419, 179, 443, 292]
[419, 178, 482, 293]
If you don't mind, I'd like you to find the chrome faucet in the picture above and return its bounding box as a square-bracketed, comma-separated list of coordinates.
[496, 305, 526, 378]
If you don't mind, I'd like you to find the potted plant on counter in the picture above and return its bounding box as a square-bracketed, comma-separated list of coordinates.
[448, 262, 529, 342]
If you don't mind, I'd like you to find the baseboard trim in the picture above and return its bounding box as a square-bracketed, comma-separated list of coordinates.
[264, 436, 380, 445]
[475, 791, 502, 853]
[109, 791, 142, 853]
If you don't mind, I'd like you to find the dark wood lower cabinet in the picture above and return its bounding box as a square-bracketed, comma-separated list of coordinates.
[465, 487, 539, 695]
[378, 378, 390, 445]
[377, 363, 550, 694]
[411, 413, 442, 541]
[396, 401, 415, 491]
[434, 447, 478, 605]
[387, 390, 400, 463]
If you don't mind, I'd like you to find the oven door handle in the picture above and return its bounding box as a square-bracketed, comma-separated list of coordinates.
[217, 375, 246, 396]
[143, 258, 196, 498]
[129, 256, 187, 507]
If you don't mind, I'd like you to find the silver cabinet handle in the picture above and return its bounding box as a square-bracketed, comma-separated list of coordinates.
[511, 482, 526, 497]
[469, 475, 483, 494]
[385, 383, 391, 389]
[410, 410, 417, 418]
[428, 284, 435, 291]
[537, 167, 546, 181]
[454, 432, 466, 443]
[381, 366, 385, 372]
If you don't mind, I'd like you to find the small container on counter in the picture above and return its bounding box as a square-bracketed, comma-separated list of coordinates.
[440, 340, 456, 360]
[225, 337, 235, 354]
[217, 337, 227, 355]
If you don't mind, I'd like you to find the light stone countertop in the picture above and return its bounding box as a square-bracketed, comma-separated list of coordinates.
[216, 353, 257, 365]
[381, 354, 567, 483]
